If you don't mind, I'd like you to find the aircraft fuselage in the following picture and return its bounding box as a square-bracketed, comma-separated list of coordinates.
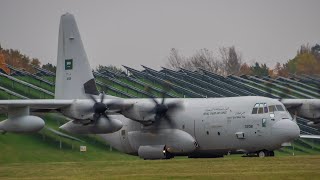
[100, 96, 300, 158]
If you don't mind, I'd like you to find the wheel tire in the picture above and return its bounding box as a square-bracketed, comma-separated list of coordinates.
[258, 151, 266, 158]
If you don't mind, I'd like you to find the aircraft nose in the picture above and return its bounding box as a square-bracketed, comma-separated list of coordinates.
[272, 119, 300, 142]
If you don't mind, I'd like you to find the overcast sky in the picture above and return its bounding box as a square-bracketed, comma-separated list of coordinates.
[0, 0, 319, 70]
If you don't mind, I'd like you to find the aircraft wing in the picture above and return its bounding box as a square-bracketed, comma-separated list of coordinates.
[281, 99, 320, 110]
[0, 99, 73, 110]
[281, 99, 320, 122]
[281, 99, 303, 110]
[300, 134, 320, 139]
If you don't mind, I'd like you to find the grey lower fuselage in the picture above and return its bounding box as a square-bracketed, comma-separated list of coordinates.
[100, 96, 299, 156]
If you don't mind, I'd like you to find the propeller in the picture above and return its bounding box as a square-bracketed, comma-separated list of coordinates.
[145, 83, 182, 127]
[84, 92, 121, 125]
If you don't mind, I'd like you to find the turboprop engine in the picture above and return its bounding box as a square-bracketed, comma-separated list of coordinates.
[0, 115, 45, 133]
[121, 97, 183, 126]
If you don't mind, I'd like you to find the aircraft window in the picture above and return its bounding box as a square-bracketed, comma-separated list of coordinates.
[254, 103, 259, 107]
[252, 108, 258, 114]
[262, 118, 266, 127]
[276, 105, 285, 111]
[263, 103, 268, 113]
[258, 107, 263, 114]
[268, 105, 275, 112]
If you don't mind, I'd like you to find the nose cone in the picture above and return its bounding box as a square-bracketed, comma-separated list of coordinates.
[272, 119, 300, 142]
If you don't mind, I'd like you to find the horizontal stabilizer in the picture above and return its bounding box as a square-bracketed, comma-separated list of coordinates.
[299, 134, 320, 139]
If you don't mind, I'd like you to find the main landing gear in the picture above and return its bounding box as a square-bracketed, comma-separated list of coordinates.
[257, 150, 274, 157]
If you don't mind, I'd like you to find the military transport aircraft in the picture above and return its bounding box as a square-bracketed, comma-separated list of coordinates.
[0, 13, 319, 159]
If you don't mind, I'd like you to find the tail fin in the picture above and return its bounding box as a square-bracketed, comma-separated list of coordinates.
[55, 13, 99, 99]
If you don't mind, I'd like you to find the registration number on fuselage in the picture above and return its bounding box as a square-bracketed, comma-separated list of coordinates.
[245, 125, 253, 128]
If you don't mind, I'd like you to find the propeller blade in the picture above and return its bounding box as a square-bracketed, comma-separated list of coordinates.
[88, 94, 98, 103]
[164, 114, 175, 127]
[161, 92, 166, 105]
[144, 85, 159, 105]
[100, 92, 105, 103]
[102, 113, 110, 120]
[93, 113, 101, 121]
[151, 97, 159, 106]
[166, 101, 183, 113]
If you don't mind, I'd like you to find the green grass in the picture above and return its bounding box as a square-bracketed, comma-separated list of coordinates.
[0, 113, 137, 164]
[1, 155, 320, 179]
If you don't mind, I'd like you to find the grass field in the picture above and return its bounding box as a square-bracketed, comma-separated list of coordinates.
[1, 155, 320, 179]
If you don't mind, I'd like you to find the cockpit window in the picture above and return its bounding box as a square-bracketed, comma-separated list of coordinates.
[258, 103, 264, 114]
[252, 107, 258, 114]
[252, 103, 269, 114]
[269, 105, 275, 112]
[263, 103, 268, 113]
[276, 105, 285, 111]
[252, 103, 259, 114]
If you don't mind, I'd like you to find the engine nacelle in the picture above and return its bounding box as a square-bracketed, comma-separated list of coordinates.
[0, 115, 45, 133]
[138, 145, 168, 160]
[60, 99, 94, 120]
[297, 103, 320, 120]
[121, 101, 155, 123]
[60, 117, 123, 134]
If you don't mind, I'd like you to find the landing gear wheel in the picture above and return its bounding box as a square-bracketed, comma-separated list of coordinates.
[258, 151, 266, 158]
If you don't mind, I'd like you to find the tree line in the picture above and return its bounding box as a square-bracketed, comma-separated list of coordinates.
[0, 44, 56, 74]
[1, 42, 319, 77]
[166, 44, 320, 77]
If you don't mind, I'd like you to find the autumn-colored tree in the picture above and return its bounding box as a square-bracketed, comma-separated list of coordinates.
[295, 53, 319, 75]
[31, 58, 41, 67]
[274, 62, 289, 77]
[0, 46, 45, 74]
[239, 63, 252, 75]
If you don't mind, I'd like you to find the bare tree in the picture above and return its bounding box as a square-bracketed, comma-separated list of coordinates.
[166, 48, 224, 74]
[166, 48, 186, 70]
[220, 46, 242, 75]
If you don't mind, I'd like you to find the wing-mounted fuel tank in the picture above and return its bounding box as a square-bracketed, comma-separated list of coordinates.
[128, 129, 197, 159]
[0, 106, 45, 133]
[59, 117, 123, 134]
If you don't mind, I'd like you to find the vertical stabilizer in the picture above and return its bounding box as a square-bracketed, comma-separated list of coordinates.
[55, 13, 99, 99]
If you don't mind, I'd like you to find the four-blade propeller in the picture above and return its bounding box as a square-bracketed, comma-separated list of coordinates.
[84, 93, 121, 125]
[145, 85, 182, 127]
